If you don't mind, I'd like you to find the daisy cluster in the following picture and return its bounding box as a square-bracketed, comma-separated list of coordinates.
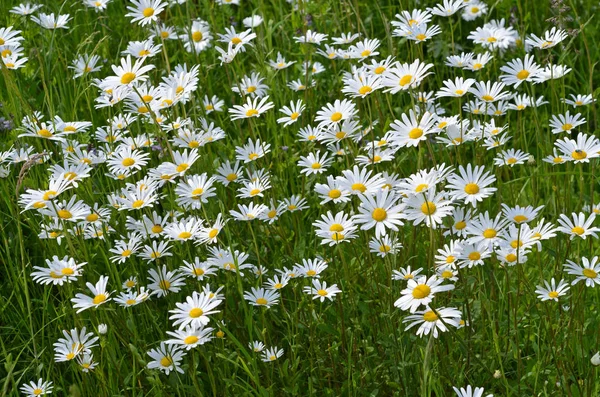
[2, 0, 599, 395]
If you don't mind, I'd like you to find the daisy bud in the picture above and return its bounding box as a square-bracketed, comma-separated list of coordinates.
[98, 324, 108, 335]
[493, 370, 502, 379]
[591, 352, 600, 366]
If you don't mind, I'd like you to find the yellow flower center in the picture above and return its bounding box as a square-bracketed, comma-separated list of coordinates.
[143, 7, 155, 17]
[42, 190, 58, 201]
[507, 158, 518, 164]
[360, 49, 371, 57]
[374, 66, 386, 74]
[423, 311, 438, 322]
[505, 253, 517, 262]
[38, 129, 53, 137]
[412, 284, 431, 299]
[446, 255, 455, 264]
[548, 291, 559, 298]
[122, 157, 135, 166]
[482, 228, 497, 239]
[249, 188, 261, 196]
[513, 215, 528, 223]
[570, 225, 584, 235]
[572, 150, 587, 160]
[359, 86, 372, 95]
[464, 183, 480, 195]
[455, 221, 467, 230]
[150, 225, 162, 234]
[58, 209, 72, 219]
[178, 231, 192, 239]
[414, 183, 428, 193]
[399, 75, 413, 86]
[139, 49, 150, 56]
[93, 294, 106, 304]
[126, 299, 136, 305]
[441, 270, 453, 279]
[306, 270, 317, 276]
[311, 162, 321, 170]
[256, 298, 268, 305]
[189, 308, 204, 318]
[245, 109, 259, 117]
[160, 356, 173, 367]
[246, 86, 257, 93]
[33, 389, 43, 396]
[421, 202, 436, 215]
[61, 267, 74, 275]
[583, 268, 597, 278]
[408, 128, 423, 139]
[192, 31, 203, 42]
[468, 252, 481, 261]
[351, 183, 367, 193]
[328, 189, 342, 199]
[86, 213, 99, 222]
[33, 202, 46, 209]
[184, 335, 199, 345]
[132, 200, 144, 209]
[120, 72, 136, 84]
[330, 112, 343, 122]
[290, 112, 299, 120]
[481, 94, 494, 101]
[329, 223, 344, 232]
[516, 69, 530, 80]
[415, 33, 427, 41]
[379, 245, 391, 253]
[176, 163, 189, 173]
[231, 37, 242, 45]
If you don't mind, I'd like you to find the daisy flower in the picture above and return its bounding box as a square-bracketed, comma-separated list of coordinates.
[277, 100, 305, 126]
[229, 96, 274, 120]
[31, 13, 71, 29]
[370, 235, 402, 257]
[403, 307, 462, 338]
[381, 59, 434, 93]
[355, 189, 405, 237]
[298, 151, 332, 175]
[147, 265, 185, 297]
[493, 149, 529, 167]
[244, 287, 280, 308]
[71, 276, 112, 313]
[20, 379, 53, 396]
[392, 265, 423, 281]
[389, 110, 436, 148]
[170, 291, 222, 329]
[147, 342, 185, 375]
[469, 80, 509, 103]
[394, 275, 454, 313]
[314, 176, 351, 204]
[557, 212, 599, 240]
[453, 385, 492, 397]
[165, 325, 214, 350]
[403, 189, 453, 228]
[313, 210, 358, 246]
[535, 278, 570, 301]
[499, 54, 541, 87]
[446, 164, 497, 207]
[436, 77, 476, 98]
[554, 133, 600, 163]
[526, 27, 568, 49]
[303, 279, 342, 302]
[549, 111, 585, 134]
[342, 72, 382, 98]
[314, 99, 358, 130]
[125, 0, 166, 26]
[261, 347, 284, 362]
[564, 257, 600, 287]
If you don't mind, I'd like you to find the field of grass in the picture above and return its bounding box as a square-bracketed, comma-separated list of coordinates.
[1, 0, 600, 395]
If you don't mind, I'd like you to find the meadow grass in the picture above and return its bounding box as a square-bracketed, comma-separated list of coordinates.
[0, 0, 600, 396]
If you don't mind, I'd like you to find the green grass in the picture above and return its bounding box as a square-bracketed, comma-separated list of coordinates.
[1, 0, 600, 396]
